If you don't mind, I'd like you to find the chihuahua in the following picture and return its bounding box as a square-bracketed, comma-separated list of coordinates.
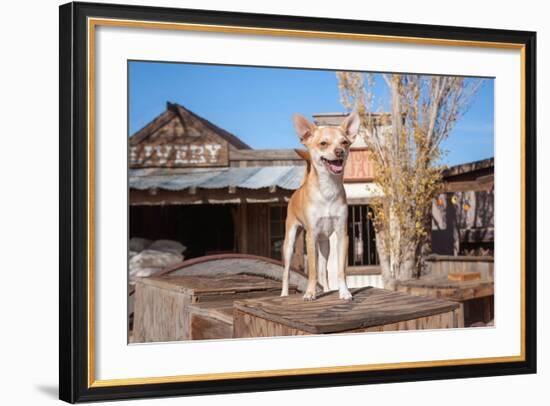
[281, 112, 360, 301]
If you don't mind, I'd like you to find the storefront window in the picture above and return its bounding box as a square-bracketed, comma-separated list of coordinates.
[269, 204, 378, 266]
[348, 205, 379, 266]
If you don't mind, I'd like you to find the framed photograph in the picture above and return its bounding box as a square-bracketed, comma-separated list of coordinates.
[59, 1, 536, 403]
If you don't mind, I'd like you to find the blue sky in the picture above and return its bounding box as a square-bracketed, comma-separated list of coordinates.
[129, 61, 494, 166]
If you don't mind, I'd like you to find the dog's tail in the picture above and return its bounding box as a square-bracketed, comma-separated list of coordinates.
[294, 149, 311, 186]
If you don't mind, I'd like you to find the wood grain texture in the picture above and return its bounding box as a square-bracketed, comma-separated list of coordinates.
[394, 277, 494, 327]
[448, 271, 481, 282]
[140, 274, 284, 297]
[152, 253, 316, 293]
[133, 274, 298, 342]
[188, 299, 239, 340]
[426, 255, 494, 280]
[234, 307, 459, 338]
[233, 287, 459, 335]
[395, 278, 494, 301]
[187, 300, 235, 324]
[133, 280, 191, 342]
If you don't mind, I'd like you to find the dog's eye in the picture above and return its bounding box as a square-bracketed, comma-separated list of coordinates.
[320, 141, 328, 147]
[341, 140, 349, 146]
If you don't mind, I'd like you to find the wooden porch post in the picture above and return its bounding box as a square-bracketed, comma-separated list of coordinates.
[239, 201, 248, 254]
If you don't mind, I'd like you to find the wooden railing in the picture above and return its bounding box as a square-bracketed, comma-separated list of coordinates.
[425, 254, 494, 279]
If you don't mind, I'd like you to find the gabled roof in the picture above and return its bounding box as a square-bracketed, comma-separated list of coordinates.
[130, 102, 251, 150]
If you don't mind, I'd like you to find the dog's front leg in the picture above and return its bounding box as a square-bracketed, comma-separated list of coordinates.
[303, 232, 317, 301]
[336, 230, 353, 301]
[317, 239, 330, 292]
[281, 222, 299, 297]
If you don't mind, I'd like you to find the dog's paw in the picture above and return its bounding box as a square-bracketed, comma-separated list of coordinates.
[280, 290, 289, 297]
[303, 291, 317, 301]
[339, 289, 353, 301]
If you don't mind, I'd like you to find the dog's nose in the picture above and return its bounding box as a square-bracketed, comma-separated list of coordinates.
[334, 148, 344, 157]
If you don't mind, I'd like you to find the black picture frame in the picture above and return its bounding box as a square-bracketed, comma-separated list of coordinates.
[59, 1, 537, 403]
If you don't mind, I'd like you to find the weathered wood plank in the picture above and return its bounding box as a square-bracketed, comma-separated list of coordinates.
[234, 306, 460, 337]
[133, 274, 297, 343]
[133, 280, 191, 343]
[152, 254, 316, 293]
[140, 275, 283, 296]
[187, 300, 235, 324]
[425, 255, 494, 280]
[234, 309, 308, 337]
[188, 301, 234, 341]
[234, 287, 459, 335]
[229, 149, 305, 161]
[190, 314, 233, 340]
[447, 271, 481, 282]
[395, 278, 494, 301]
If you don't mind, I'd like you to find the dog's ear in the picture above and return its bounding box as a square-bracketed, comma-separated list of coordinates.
[293, 114, 316, 144]
[295, 149, 312, 179]
[340, 112, 361, 142]
[294, 149, 312, 175]
[294, 148, 311, 162]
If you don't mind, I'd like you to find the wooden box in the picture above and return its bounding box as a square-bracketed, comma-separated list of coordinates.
[395, 277, 494, 327]
[133, 274, 296, 343]
[233, 287, 460, 338]
[186, 300, 234, 340]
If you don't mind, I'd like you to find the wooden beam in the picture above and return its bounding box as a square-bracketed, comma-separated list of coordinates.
[239, 203, 248, 254]
[443, 180, 494, 192]
[130, 188, 293, 206]
[229, 149, 305, 161]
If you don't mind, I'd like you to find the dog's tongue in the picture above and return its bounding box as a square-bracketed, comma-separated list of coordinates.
[329, 161, 343, 173]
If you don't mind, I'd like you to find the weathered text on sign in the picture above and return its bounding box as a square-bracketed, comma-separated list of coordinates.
[130, 142, 228, 167]
[344, 149, 376, 182]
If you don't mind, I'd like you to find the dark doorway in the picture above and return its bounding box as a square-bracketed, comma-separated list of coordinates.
[130, 204, 236, 259]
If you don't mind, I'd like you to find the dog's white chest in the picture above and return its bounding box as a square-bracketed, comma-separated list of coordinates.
[308, 202, 347, 238]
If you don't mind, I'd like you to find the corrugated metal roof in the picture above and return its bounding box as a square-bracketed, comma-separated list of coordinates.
[129, 166, 305, 191]
[199, 167, 261, 189]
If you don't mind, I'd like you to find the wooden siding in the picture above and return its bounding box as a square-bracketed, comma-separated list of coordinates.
[425, 255, 494, 280]
[244, 204, 270, 257]
[130, 111, 229, 167]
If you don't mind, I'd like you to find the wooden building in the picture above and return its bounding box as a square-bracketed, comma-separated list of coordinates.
[129, 103, 381, 288]
[129, 102, 494, 291]
[432, 158, 494, 256]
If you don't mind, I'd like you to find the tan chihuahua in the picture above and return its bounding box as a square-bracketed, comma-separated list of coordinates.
[281, 112, 360, 301]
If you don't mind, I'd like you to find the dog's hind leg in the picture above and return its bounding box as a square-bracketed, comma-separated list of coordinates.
[281, 219, 299, 297]
[317, 239, 330, 292]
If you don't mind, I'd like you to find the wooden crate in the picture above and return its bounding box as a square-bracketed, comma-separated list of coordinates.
[395, 278, 493, 301]
[395, 278, 494, 327]
[233, 287, 460, 338]
[133, 274, 296, 343]
[187, 300, 234, 340]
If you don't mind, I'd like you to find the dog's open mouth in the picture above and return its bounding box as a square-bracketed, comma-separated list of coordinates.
[321, 157, 344, 174]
